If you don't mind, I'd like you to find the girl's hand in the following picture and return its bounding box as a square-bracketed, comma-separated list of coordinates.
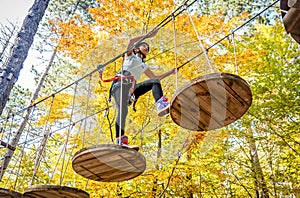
[170, 68, 177, 74]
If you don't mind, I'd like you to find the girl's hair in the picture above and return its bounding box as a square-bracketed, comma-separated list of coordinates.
[134, 42, 150, 51]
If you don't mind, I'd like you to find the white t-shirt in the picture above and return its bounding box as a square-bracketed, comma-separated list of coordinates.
[122, 54, 148, 80]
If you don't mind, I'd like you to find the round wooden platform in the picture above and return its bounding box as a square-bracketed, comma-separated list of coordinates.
[170, 73, 252, 131]
[0, 188, 22, 198]
[72, 144, 146, 182]
[280, 0, 300, 44]
[22, 185, 89, 198]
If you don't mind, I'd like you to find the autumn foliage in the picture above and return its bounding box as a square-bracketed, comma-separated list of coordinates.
[1, 0, 299, 197]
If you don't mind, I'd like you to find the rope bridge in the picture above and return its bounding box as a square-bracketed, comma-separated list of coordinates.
[0, 0, 286, 196]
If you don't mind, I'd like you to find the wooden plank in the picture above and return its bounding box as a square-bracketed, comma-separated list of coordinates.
[75, 153, 145, 176]
[200, 76, 251, 119]
[23, 185, 89, 198]
[288, 0, 300, 7]
[170, 73, 252, 131]
[73, 147, 132, 167]
[101, 170, 143, 182]
[222, 76, 252, 106]
[195, 82, 237, 125]
[75, 155, 145, 178]
[72, 144, 146, 182]
[185, 82, 225, 122]
[283, 7, 300, 35]
[174, 78, 226, 128]
[0, 188, 22, 198]
[170, 107, 203, 131]
[72, 145, 117, 163]
[291, 33, 300, 43]
[73, 146, 144, 172]
[171, 89, 222, 131]
[77, 163, 144, 182]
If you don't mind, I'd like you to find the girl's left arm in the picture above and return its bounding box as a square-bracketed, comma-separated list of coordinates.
[144, 67, 177, 80]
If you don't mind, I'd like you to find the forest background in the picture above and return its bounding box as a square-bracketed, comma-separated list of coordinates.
[0, 0, 299, 197]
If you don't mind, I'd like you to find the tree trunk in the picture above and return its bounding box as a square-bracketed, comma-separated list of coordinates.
[0, 0, 51, 115]
[248, 128, 269, 198]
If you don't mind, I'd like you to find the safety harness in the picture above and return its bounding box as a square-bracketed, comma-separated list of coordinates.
[98, 45, 147, 111]
[98, 68, 138, 111]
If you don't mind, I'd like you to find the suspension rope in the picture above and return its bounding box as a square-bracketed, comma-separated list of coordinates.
[177, 0, 280, 70]
[82, 75, 90, 148]
[0, 0, 197, 124]
[60, 126, 78, 184]
[96, 108, 108, 144]
[48, 105, 113, 136]
[12, 124, 30, 189]
[118, 65, 124, 144]
[0, 0, 278, 124]
[49, 120, 83, 183]
[185, 5, 214, 73]
[29, 95, 55, 186]
[60, 81, 78, 185]
[172, 13, 179, 90]
[59, 124, 74, 185]
[10, 105, 38, 188]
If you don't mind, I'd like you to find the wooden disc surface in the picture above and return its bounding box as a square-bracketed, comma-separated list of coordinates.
[0, 188, 22, 198]
[72, 144, 146, 182]
[22, 185, 89, 198]
[170, 73, 252, 131]
[280, 0, 300, 43]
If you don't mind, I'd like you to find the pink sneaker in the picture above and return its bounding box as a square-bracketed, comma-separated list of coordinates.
[156, 96, 170, 117]
[116, 135, 139, 151]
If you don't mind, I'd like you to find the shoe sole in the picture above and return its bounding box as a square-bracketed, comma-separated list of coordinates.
[121, 144, 140, 151]
[158, 106, 169, 117]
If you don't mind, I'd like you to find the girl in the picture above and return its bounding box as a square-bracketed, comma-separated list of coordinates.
[111, 28, 176, 148]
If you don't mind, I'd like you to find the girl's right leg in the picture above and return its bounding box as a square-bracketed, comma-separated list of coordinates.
[112, 84, 131, 139]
